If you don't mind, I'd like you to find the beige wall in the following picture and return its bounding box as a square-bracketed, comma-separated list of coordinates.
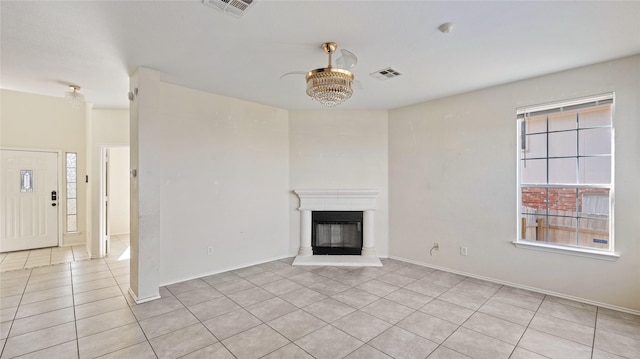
[138, 80, 290, 285]
[288, 110, 389, 257]
[1, 89, 88, 246]
[388, 54, 640, 311]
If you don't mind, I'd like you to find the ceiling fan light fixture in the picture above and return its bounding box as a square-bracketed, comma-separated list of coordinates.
[306, 68, 353, 107]
[305, 42, 354, 107]
[65, 85, 85, 109]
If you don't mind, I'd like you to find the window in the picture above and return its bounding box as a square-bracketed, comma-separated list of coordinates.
[517, 94, 614, 255]
[66, 152, 78, 233]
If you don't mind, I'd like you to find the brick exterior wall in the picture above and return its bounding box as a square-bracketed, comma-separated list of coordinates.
[522, 187, 609, 211]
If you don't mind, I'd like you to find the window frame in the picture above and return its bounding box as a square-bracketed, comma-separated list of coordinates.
[514, 93, 618, 260]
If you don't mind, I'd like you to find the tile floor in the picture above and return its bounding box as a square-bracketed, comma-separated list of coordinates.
[1, 248, 639, 358]
[0, 245, 90, 272]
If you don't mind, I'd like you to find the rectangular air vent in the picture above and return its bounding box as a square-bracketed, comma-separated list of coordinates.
[370, 67, 402, 80]
[202, 0, 255, 17]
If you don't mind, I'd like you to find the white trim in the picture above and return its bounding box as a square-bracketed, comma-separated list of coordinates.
[516, 95, 615, 254]
[292, 255, 382, 267]
[97, 144, 130, 259]
[390, 256, 638, 316]
[516, 92, 614, 115]
[159, 255, 294, 287]
[128, 287, 160, 304]
[512, 240, 619, 261]
[294, 189, 380, 211]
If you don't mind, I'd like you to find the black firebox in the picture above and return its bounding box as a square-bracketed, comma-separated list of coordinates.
[312, 211, 363, 255]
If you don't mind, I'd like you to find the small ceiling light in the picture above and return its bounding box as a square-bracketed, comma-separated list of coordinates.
[305, 42, 354, 107]
[438, 22, 454, 34]
[65, 85, 85, 109]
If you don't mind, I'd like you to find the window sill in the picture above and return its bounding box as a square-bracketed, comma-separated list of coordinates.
[512, 240, 620, 261]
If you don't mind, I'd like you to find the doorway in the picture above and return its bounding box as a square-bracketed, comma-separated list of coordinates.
[100, 146, 130, 257]
[1, 149, 60, 252]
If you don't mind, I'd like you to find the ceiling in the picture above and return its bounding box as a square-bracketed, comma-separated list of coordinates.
[1, 1, 639, 110]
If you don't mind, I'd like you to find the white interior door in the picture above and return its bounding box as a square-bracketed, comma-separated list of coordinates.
[1, 150, 59, 252]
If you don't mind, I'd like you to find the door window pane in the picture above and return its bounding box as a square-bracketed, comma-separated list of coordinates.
[20, 170, 33, 192]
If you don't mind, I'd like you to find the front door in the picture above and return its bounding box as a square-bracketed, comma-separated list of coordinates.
[1, 150, 59, 252]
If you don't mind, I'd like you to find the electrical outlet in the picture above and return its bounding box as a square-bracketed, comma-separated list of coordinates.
[460, 246, 468, 256]
[207, 246, 214, 255]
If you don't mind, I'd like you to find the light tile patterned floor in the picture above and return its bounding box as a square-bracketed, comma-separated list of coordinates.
[1, 250, 639, 358]
[0, 245, 90, 272]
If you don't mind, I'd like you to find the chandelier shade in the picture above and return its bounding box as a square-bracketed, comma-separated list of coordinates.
[305, 67, 354, 107]
[65, 85, 85, 109]
[302, 42, 355, 107]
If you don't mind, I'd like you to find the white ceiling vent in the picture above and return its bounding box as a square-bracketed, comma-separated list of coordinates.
[201, 0, 255, 18]
[370, 67, 402, 81]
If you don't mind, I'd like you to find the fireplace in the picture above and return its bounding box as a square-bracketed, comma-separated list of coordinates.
[312, 211, 363, 255]
[293, 189, 382, 266]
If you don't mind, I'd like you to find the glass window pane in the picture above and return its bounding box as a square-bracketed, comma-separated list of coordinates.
[549, 158, 577, 184]
[67, 183, 76, 199]
[521, 187, 547, 212]
[66, 153, 77, 168]
[521, 159, 547, 184]
[521, 212, 547, 242]
[67, 215, 77, 232]
[66, 168, 76, 183]
[579, 105, 611, 128]
[523, 133, 546, 158]
[548, 188, 577, 212]
[545, 214, 578, 247]
[581, 189, 610, 214]
[579, 127, 611, 156]
[577, 217, 609, 250]
[548, 131, 577, 157]
[525, 115, 547, 134]
[20, 170, 34, 192]
[67, 199, 77, 215]
[579, 157, 611, 184]
[548, 110, 577, 131]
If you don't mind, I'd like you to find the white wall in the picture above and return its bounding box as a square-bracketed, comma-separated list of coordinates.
[388, 55, 640, 311]
[289, 110, 389, 257]
[0, 89, 88, 246]
[140, 80, 290, 285]
[108, 147, 130, 235]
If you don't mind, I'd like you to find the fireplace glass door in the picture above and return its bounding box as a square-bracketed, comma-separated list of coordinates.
[312, 211, 363, 255]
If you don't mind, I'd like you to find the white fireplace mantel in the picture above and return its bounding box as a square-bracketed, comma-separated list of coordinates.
[293, 189, 382, 267]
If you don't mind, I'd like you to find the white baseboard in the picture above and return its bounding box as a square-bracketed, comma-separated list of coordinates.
[390, 255, 640, 316]
[128, 287, 161, 304]
[159, 254, 294, 288]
